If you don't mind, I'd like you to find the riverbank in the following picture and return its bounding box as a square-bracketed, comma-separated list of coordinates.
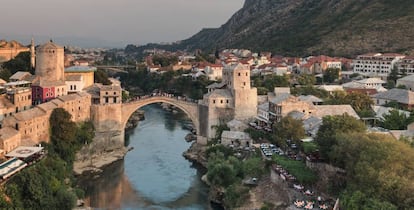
[183, 142, 304, 209]
[73, 147, 129, 176]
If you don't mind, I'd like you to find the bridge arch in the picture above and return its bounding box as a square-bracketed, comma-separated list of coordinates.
[121, 96, 199, 140]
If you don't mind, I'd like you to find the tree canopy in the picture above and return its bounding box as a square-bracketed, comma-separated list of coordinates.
[333, 133, 414, 209]
[272, 116, 305, 148]
[379, 109, 413, 130]
[315, 114, 366, 160]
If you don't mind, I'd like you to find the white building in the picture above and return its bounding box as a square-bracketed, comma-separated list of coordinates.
[205, 64, 223, 81]
[396, 56, 414, 75]
[352, 53, 405, 78]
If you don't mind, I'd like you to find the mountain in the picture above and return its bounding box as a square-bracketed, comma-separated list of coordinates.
[135, 0, 414, 57]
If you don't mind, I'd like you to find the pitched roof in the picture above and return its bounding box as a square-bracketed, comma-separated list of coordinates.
[65, 75, 83, 81]
[372, 88, 414, 105]
[318, 85, 344, 92]
[372, 105, 410, 120]
[313, 105, 360, 119]
[205, 89, 232, 98]
[258, 102, 269, 111]
[397, 74, 414, 83]
[269, 93, 291, 104]
[206, 82, 226, 89]
[298, 95, 323, 103]
[0, 127, 19, 141]
[357, 78, 386, 84]
[10, 71, 32, 81]
[221, 131, 251, 140]
[13, 107, 46, 121]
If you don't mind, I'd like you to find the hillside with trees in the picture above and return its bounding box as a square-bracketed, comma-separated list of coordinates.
[129, 0, 414, 57]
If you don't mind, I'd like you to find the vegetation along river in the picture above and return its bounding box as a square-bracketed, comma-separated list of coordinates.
[79, 104, 220, 209]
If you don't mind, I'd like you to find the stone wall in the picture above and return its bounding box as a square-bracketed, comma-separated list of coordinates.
[90, 103, 124, 151]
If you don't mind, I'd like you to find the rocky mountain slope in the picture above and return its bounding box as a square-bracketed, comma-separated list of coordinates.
[135, 0, 414, 57]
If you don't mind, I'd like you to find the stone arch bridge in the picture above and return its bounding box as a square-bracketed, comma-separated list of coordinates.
[121, 96, 200, 141]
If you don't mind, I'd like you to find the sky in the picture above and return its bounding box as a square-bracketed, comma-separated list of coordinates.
[1, 0, 245, 47]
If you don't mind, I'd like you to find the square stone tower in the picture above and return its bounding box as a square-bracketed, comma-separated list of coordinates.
[223, 63, 257, 121]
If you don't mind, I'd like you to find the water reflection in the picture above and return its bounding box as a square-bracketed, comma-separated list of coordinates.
[80, 104, 213, 209]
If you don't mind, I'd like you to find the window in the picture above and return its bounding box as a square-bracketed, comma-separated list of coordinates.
[114, 92, 117, 95]
[221, 100, 223, 104]
[106, 92, 108, 95]
[213, 100, 216, 104]
[238, 73, 241, 76]
[74, 85, 77, 90]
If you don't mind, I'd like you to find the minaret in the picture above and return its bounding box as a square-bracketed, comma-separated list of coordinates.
[30, 37, 35, 69]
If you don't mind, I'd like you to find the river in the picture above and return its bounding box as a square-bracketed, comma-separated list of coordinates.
[79, 104, 218, 210]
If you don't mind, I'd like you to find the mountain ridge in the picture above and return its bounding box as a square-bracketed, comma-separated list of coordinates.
[131, 0, 414, 57]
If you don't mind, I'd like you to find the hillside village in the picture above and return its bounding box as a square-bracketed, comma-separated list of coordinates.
[0, 40, 414, 209]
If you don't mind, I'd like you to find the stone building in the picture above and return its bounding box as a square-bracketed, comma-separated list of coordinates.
[221, 130, 252, 147]
[199, 63, 257, 140]
[0, 81, 32, 122]
[0, 127, 21, 153]
[269, 95, 315, 123]
[65, 65, 97, 93]
[31, 41, 67, 104]
[2, 92, 91, 145]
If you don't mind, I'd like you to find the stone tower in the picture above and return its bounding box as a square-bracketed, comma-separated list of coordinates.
[223, 63, 257, 120]
[35, 40, 65, 83]
[30, 38, 35, 69]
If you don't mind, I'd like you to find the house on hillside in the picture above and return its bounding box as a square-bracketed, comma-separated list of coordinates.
[372, 88, 414, 109]
[396, 74, 414, 91]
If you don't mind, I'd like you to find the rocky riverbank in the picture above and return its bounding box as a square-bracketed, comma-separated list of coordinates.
[73, 147, 130, 176]
[125, 110, 145, 131]
[183, 142, 208, 168]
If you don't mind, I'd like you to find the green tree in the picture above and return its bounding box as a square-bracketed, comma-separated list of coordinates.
[207, 161, 237, 187]
[273, 116, 305, 147]
[379, 109, 411, 130]
[291, 86, 329, 98]
[345, 92, 374, 114]
[315, 114, 366, 160]
[332, 133, 414, 208]
[94, 69, 112, 85]
[223, 184, 250, 208]
[388, 66, 399, 85]
[242, 157, 265, 178]
[297, 74, 316, 86]
[325, 91, 374, 116]
[323, 68, 340, 83]
[341, 190, 397, 210]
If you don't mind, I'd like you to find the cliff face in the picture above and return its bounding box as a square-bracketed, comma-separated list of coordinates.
[175, 0, 414, 57]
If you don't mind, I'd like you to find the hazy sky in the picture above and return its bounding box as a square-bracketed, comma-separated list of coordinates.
[1, 0, 244, 47]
